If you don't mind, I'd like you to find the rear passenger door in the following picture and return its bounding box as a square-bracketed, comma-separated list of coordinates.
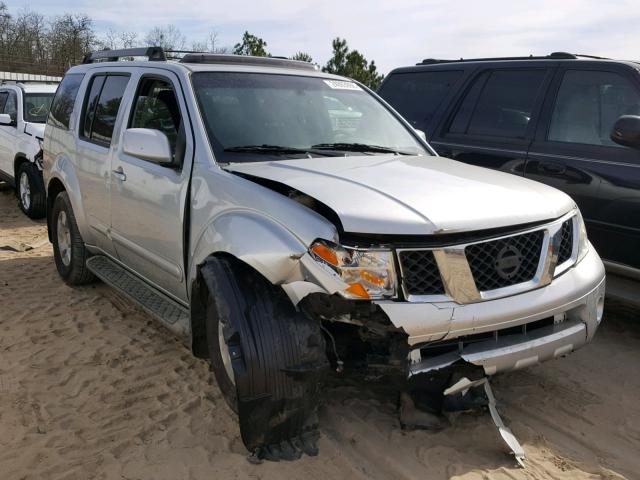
[109, 71, 192, 303]
[430, 67, 553, 174]
[525, 66, 640, 269]
[0, 89, 20, 177]
[75, 72, 131, 255]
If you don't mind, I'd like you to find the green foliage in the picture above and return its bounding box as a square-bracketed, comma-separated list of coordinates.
[290, 51, 313, 63]
[323, 37, 384, 89]
[233, 31, 268, 57]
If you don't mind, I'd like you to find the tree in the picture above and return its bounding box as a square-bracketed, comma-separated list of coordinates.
[233, 31, 268, 56]
[290, 51, 313, 63]
[100, 28, 138, 50]
[144, 24, 185, 50]
[323, 37, 384, 89]
[191, 30, 228, 54]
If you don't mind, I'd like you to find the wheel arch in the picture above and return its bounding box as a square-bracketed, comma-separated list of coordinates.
[46, 177, 67, 242]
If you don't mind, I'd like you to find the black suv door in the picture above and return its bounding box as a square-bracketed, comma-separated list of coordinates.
[430, 66, 553, 174]
[525, 65, 640, 270]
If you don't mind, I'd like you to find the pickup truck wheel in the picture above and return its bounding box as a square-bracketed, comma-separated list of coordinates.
[51, 192, 95, 285]
[16, 162, 45, 219]
[202, 257, 328, 461]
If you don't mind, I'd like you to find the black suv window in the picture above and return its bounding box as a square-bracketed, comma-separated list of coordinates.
[548, 70, 640, 147]
[0, 91, 8, 112]
[48, 73, 84, 130]
[130, 77, 183, 161]
[448, 69, 546, 138]
[379, 70, 463, 130]
[82, 74, 130, 146]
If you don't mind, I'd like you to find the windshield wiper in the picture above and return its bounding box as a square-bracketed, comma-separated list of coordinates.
[310, 142, 413, 155]
[224, 144, 311, 155]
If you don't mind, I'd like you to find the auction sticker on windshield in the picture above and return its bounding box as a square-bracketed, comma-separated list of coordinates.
[324, 80, 362, 91]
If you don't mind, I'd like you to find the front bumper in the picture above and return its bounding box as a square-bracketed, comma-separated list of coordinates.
[376, 246, 606, 376]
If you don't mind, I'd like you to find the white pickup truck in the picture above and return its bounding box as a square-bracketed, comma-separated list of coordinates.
[0, 81, 57, 218]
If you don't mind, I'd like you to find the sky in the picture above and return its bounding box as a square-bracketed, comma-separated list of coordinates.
[4, 0, 640, 74]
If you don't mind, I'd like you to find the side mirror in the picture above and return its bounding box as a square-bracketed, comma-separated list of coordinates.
[414, 128, 427, 142]
[610, 115, 640, 149]
[0, 113, 13, 126]
[123, 128, 174, 165]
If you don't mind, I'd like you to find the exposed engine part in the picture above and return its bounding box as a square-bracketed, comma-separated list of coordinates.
[320, 324, 344, 373]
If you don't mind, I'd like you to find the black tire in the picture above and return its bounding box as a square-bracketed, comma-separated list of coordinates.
[51, 192, 95, 285]
[16, 162, 46, 219]
[202, 257, 327, 460]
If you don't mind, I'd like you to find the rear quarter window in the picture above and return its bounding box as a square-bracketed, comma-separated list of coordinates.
[378, 70, 463, 130]
[48, 73, 84, 130]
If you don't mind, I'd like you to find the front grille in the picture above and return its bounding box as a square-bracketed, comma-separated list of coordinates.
[557, 219, 573, 265]
[465, 230, 544, 291]
[398, 250, 445, 296]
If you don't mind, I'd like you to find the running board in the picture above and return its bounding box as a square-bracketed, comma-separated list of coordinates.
[86, 255, 190, 338]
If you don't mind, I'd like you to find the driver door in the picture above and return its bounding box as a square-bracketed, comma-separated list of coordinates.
[109, 71, 193, 303]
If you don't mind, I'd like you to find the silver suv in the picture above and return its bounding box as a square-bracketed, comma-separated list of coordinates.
[43, 47, 606, 460]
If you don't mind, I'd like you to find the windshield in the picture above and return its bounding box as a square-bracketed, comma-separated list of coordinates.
[24, 93, 54, 123]
[191, 72, 429, 163]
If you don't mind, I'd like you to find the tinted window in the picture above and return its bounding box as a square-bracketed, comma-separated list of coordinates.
[24, 93, 54, 123]
[89, 75, 129, 146]
[548, 70, 640, 147]
[48, 73, 84, 130]
[82, 75, 106, 139]
[449, 69, 546, 138]
[379, 70, 463, 129]
[130, 77, 183, 161]
[4, 91, 17, 121]
[0, 91, 8, 112]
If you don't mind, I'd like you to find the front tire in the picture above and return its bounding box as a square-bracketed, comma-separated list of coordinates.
[51, 192, 95, 285]
[16, 162, 46, 219]
[202, 257, 327, 460]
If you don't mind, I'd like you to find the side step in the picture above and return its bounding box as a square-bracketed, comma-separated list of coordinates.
[86, 255, 190, 338]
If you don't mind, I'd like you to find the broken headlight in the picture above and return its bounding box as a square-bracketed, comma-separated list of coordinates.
[576, 210, 589, 262]
[310, 239, 396, 299]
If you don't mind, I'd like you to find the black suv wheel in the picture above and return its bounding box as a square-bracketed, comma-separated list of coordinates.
[202, 257, 328, 461]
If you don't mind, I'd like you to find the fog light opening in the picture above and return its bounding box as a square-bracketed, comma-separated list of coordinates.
[596, 295, 605, 323]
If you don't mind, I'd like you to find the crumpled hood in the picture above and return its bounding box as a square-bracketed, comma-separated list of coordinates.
[224, 155, 575, 235]
[24, 122, 45, 140]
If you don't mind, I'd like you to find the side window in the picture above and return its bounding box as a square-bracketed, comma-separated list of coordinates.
[48, 73, 84, 130]
[448, 69, 547, 139]
[129, 77, 184, 163]
[0, 91, 8, 112]
[378, 70, 463, 130]
[548, 70, 640, 147]
[82, 74, 130, 146]
[4, 91, 17, 122]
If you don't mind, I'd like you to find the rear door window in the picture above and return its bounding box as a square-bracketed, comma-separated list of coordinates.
[548, 70, 640, 147]
[447, 69, 547, 139]
[378, 70, 463, 130]
[0, 91, 8, 112]
[48, 73, 84, 130]
[82, 74, 130, 147]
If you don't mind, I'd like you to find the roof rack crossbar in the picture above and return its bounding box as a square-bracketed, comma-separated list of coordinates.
[178, 53, 318, 70]
[417, 52, 584, 65]
[83, 47, 167, 64]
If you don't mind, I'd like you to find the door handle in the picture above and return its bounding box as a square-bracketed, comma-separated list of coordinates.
[112, 166, 127, 181]
[539, 161, 566, 175]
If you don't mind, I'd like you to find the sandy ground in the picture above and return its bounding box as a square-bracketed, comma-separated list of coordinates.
[1, 185, 639, 480]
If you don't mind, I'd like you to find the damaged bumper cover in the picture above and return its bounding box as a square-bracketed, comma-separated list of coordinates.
[382, 247, 606, 376]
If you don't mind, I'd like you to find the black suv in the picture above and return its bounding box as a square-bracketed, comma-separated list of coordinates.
[379, 52, 640, 283]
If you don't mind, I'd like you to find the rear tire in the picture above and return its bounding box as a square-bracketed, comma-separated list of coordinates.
[51, 192, 95, 285]
[202, 257, 327, 460]
[16, 162, 46, 219]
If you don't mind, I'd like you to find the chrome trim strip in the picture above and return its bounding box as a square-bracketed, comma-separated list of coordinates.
[528, 151, 640, 169]
[430, 141, 527, 156]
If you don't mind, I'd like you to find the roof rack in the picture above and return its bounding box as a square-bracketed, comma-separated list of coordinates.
[178, 53, 318, 70]
[417, 52, 610, 65]
[82, 47, 166, 64]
